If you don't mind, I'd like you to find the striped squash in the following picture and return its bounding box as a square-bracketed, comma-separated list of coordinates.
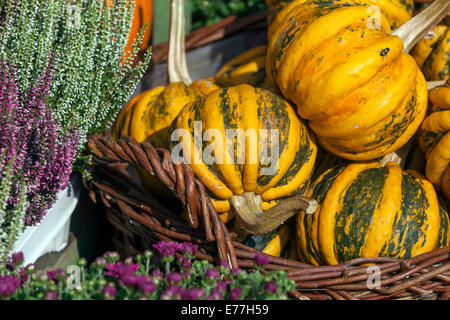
[266, 0, 414, 39]
[112, 83, 204, 147]
[418, 82, 450, 199]
[266, 0, 427, 161]
[297, 161, 450, 266]
[169, 84, 317, 233]
[411, 17, 449, 82]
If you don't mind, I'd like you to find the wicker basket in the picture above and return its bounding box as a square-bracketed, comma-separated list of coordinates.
[84, 134, 450, 300]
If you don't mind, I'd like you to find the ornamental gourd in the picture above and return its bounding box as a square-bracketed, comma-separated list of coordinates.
[215, 45, 270, 89]
[296, 161, 450, 266]
[418, 80, 450, 200]
[411, 16, 449, 81]
[266, 0, 449, 161]
[112, 0, 220, 147]
[266, 0, 414, 41]
[169, 84, 318, 234]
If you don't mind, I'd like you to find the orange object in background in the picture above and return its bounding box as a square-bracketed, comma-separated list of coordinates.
[124, 0, 153, 60]
[108, 0, 153, 60]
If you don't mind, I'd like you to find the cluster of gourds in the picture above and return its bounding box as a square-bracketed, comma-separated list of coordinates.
[112, 0, 450, 266]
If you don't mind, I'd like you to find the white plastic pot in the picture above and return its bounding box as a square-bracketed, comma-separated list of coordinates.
[12, 174, 82, 266]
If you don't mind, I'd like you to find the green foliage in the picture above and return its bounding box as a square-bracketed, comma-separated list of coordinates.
[191, 0, 267, 30]
[0, 0, 152, 169]
[1, 242, 295, 300]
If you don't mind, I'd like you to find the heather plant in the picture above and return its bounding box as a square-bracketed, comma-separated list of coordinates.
[0, 0, 152, 173]
[0, 241, 296, 300]
[0, 58, 80, 258]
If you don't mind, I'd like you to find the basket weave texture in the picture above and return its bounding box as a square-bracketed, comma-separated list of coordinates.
[84, 134, 450, 300]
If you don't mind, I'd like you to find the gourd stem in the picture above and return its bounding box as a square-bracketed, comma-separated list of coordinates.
[428, 80, 447, 91]
[392, 0, 450, 53]
[168, 0, 192, 85]
[230, 192, 317, 235]
[379, 139, 414, 169]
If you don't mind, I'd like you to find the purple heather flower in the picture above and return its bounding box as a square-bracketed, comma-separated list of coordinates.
[265, 281, 278, 294]
[182, 288, 204, 300]
[153, 241, 181, 258]
[106, 261, 139, 279]
[161, 285, 183, 300]
[0, 58, 80, 227]
[103, 283, 117, 299]
[230, 286, 243, 300]
[44, 290, 58, 300]
[254, 252, 270, 267]
[205, 268, 218, 280]
[179, 242, 198, 256]
[167, 272, 182, 285]
[0, 275, 20, 297]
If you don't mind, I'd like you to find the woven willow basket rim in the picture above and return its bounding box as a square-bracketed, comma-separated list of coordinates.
[84, 133, 450, 300]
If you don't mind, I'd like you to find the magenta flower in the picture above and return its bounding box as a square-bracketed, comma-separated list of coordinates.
[44, 290, 58, 300]
[153, 241, 181, 258]
[0, 58, 80, 227]
[180, 257, 192, 269]
[216, 280, 230, 291]
[106, 261, 139, 279]
[230, 286, 242, 300]
[254, 252, 270, 267]
[231, 268, 242, 275]
[140, 281, 156, 295]
[18, 267, 28, 285]
[179, 242, 198, 256]
[205, 268, 218, 280]
[0, 275, 20, 297]
[161, 285, 183, 300]
[11, 252, 24, 265]
[206, 289, 223, 300]
[167, 272, 182, 285]
[220, 260, 230, 269]
[182, 288, 204, 300]
[103, 283, 117, 299]
[265, 281, 278, 294]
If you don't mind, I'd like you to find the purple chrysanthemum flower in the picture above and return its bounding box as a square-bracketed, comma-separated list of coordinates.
[179, 257, 192, 269]
[206, 289, 223, 300]
[161, 285, 183, 300]
[182, 288, 204, 300]
[216, 280, 230, 291]
[265, 281, 278, 294]
[11, 252, 24, 265]
[103, 283, 117, 299]
[44, 290, 58, 300]
[106, 261, 139, 279]
[254, 252, 270, 267]
[231, 268, 242, 275]
[230, 286, 242, 300]
[153, 241, 181, 258]
[220, 260, 230, 269]
[47, 270, 57, 282]
[205, 268, 218, 280]
[167, 272, 182, 285]
[18, 267, 28, 285]
[0, 275, 20, 297]
[179, 242, 198, 256]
